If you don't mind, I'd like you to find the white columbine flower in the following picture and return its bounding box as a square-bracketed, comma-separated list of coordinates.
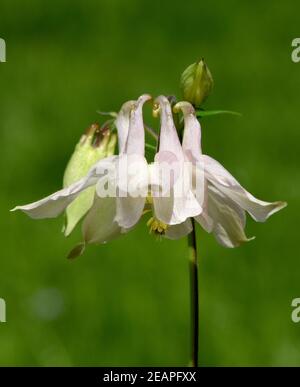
[11, 93, 286, 252]
[174, 101, 287, 247]
[11, 94, 152, 256]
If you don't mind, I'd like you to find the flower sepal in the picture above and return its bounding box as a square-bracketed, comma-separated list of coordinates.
[62, 123, 117, 236]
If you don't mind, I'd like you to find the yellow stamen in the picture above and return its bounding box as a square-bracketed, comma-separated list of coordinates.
[146, 194, 153, 205]
[147, 217, 168, 236]
[152, 102, 160, 118]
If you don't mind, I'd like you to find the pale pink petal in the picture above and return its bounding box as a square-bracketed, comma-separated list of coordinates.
[154, 96, 183, 157]
[115, 100, 135, 154]
[115, 196, 146, 229]
[151, 97, 202, 225]
[152, 183, 202, 225]
[194, 179, 213, 232]
[176, 101, 202, 160]
[125, 94, 151, 156]
[82, 195, 121, 244]
[11, 156, 117, 219]
[114, 156, 149, 229]
[165, 219, 193, 240]
[199, 184, 253, 248]
[201, 155, 287, 222]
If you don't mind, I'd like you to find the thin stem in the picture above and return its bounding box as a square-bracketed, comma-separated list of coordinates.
[145, 124, 158, 141]
[188, 218, 199, 367]
[145, 143, 157, 152]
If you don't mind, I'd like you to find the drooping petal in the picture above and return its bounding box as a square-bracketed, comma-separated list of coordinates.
[150, 150, 178, 224]
[194, 179, 213, 232]
[115, 100, 135, 154]
[125, 94, 151, 156]
[151, 96, 202, 225]
[114, 155, 149, 229]
[116, 195, 146, 229]
[113, 95, 151, 228]
[151, 159, 202, 225]
[151, 143, 202, 224]
[197, 184, 254, 248]
[201, 155, 287, 222]
[165, 218, 193, 240]
[152, 195, 175, 225]
[11, 156, 117, 219]
[175, 101, 206, 218]
[175, 101, 202, 160]
[82, 194, 121, 245]
[11, 177, 96, 219]
[175, 103, 216, 230]
[154, 96, 183, 156]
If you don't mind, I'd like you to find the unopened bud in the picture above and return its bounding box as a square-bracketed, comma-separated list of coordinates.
[180, 59, 213, 107]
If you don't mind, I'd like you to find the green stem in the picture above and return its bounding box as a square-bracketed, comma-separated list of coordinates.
[188, 219, 199, 367]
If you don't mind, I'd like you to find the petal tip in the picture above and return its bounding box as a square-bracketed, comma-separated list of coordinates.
[278, 201, 288, 209]
[228, 235, 256, 248]
[264, 200, 288, 221]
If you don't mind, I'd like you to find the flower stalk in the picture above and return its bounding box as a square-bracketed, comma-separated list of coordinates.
[188, 218, 199, 367]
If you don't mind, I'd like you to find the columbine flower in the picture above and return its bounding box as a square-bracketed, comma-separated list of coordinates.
[174, 101, 287, 247]
[10, 60, 287, 369]
[11, 92, 286, 252]
[11, 94, 152, 257]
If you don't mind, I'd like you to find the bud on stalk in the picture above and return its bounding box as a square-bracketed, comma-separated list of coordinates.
[180, 59, 213, 107]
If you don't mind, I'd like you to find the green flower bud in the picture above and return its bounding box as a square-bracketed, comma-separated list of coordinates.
[180, 59, 213, 107]
[62, 123, 117, 236]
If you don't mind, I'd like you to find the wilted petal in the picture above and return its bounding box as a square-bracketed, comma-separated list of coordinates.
[201, 155, 287, 222]
[165, 219, 193, 240]
[67, 243, 86, 260]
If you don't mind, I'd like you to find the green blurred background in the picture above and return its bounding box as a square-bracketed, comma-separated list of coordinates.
[0, 0, 299, 366]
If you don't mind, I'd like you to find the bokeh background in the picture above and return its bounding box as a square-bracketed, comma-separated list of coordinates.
[0, 0, 299, 366]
